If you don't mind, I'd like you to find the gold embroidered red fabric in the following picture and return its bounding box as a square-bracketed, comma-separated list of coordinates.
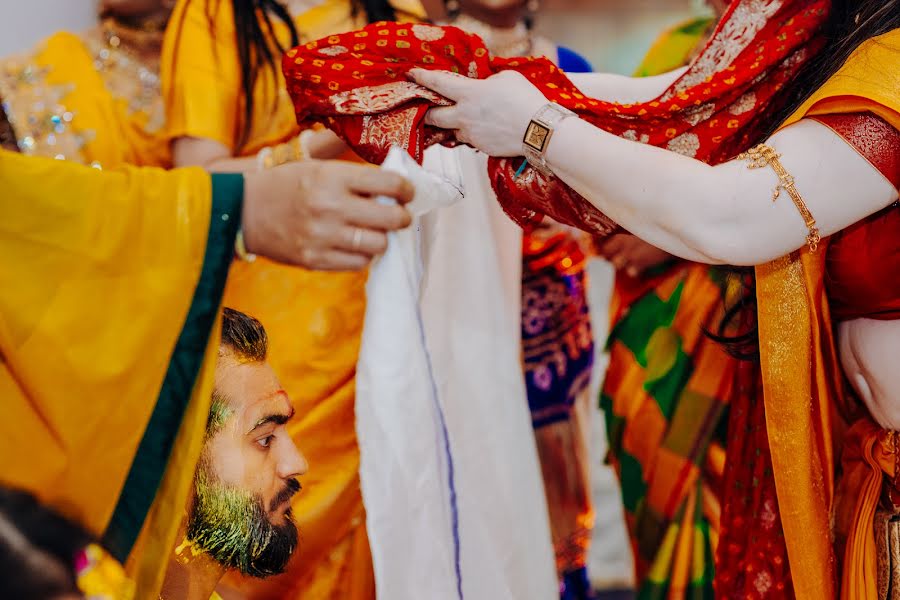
[813, 112, 900, 191]
[817, 113, 900, 321]
[283, 1, 829, 235]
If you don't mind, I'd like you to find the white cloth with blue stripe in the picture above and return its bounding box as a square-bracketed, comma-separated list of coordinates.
[356, 146, 556, 599]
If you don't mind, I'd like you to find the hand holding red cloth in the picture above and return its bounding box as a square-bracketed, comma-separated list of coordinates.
[282, 2, 828, 235]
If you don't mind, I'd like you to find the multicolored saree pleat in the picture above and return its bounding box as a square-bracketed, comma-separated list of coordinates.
[601, 261, 734, 599]
[597, 20, 735, 599]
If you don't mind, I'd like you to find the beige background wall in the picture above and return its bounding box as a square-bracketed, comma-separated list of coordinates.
[0, 0, 96, 55]
[539, 0, 696, 73]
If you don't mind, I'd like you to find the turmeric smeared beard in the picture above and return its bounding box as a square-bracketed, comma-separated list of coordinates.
[186, 460, 299, 578]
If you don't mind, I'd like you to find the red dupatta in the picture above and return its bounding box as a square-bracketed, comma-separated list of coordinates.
[282, 0, 829, 235]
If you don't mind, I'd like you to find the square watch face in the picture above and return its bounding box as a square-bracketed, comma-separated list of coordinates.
[523, 121, 550, 151]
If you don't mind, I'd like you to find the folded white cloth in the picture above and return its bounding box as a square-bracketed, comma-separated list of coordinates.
[356, 147, 556, 600]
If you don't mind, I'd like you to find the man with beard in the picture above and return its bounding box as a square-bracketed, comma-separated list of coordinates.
[160, 307, 308, 600]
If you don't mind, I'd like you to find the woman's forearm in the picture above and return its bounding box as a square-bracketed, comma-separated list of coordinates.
[173, 131, 347, 172]
[544, 117, 898, 265]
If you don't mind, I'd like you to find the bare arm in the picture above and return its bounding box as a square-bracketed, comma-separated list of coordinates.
[545, 117, 897, 265]
[412, 70, 897, 265]
[172, 137, 256, 172]
[567, 68, 688, 104]
[173, 130, 350, 172]
[409, 69, 898, 266]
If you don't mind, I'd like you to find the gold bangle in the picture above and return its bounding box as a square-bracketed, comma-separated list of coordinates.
[737, 143, 821, 252]
[256, 146, 274, 171]
[234, 229, 257, 262]
[257, 134, 307, 171]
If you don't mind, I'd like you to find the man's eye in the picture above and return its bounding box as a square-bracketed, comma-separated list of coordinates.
[257, 435, 275, 449]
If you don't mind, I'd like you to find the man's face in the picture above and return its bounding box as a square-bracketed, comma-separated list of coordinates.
[186, 354, 308, 577]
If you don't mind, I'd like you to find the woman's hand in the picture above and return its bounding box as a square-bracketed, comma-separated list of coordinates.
[408, 69, 547, 157]
[242, 159, 414, 271]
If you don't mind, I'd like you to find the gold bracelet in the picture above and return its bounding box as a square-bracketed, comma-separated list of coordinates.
[737, 143, 821, 252]
[234, 229, 257, 262]
[273, 135, 303, 165]
[256, 134, 306, 171]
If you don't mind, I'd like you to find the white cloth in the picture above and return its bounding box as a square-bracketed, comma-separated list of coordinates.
[356, 147, 557, 600]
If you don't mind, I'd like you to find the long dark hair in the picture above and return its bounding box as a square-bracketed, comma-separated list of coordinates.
[718, 0, 900, 360]
[229, 0, 298, 151]
[229, 0, 395, 151]
[756, 0, 900, 140]
[0, 486, 93, 599]
[356, 0, 397, 22]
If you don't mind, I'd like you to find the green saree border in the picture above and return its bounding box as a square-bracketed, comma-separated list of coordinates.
[103, 173, 243, 561]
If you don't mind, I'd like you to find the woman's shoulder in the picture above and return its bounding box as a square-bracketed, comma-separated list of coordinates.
[9, 30, 94, 68]
[42, 30, 90, 54]
[787, 28, 900, 130]
[167, 0, 236, 43]
[162, 0, 240, 79]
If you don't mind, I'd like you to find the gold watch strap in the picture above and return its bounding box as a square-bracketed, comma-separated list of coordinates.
[521, 102, 577, 176]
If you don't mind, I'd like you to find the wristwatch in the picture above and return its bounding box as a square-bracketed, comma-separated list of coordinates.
[522, 102, 577, 176]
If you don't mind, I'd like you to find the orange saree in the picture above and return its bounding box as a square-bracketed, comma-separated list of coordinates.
[754, 28, 900, 600]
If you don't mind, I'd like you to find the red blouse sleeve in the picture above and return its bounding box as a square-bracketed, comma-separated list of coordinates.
[810, 112, 900, 192]
[820, 112, 900, 322]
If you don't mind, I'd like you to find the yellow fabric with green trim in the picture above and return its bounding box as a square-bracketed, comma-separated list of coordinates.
[0, 151, 231, 599]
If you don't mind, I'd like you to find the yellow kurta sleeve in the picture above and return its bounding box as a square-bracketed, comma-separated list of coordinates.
[162, 0, 243, 151]
[0, 150, 244, 598]
[162, 0, 302, 155]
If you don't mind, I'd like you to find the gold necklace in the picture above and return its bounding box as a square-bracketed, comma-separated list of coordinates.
[450, 13, 533, 58]
[90, 18, 165, 131]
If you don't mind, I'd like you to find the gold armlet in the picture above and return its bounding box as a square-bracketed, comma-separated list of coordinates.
[737, 143, 821, 252]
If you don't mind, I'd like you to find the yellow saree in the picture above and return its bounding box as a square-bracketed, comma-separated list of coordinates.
[161, 1, 422, 597]
[0, 151, 243, 599]
[0, 22, 168, 168]
[756, 28, 900, 600]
